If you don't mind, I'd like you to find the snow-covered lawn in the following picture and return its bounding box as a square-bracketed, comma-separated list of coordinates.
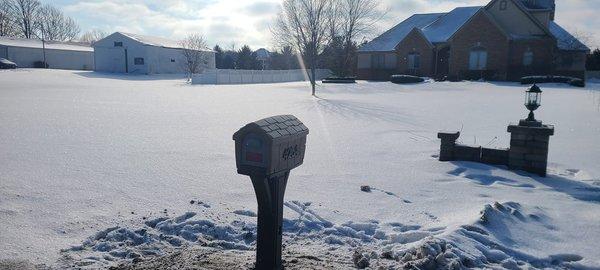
[1, 69, 599, 269]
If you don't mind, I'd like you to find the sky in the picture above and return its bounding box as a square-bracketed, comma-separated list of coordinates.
[42, 0, 599, 50]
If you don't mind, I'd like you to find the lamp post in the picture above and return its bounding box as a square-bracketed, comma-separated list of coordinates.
[521, 84, 542, 126]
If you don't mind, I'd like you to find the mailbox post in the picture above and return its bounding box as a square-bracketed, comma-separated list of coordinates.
[233, 115, 309, 270]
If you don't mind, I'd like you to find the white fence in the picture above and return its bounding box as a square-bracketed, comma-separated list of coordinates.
[192, 69, 331, 85]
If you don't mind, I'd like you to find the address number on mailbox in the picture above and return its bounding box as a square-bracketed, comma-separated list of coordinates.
[282, 145, 299, 160]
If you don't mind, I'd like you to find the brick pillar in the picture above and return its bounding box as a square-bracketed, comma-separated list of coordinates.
[507, 123, 554, 176]
[437, 132, 460, 161]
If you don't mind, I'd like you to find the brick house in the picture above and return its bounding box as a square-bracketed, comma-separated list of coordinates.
[357, 0, 589, 81]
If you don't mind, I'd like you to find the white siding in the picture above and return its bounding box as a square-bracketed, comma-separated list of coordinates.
[2, 46, 93, 70]
[94, 32, 216, 74]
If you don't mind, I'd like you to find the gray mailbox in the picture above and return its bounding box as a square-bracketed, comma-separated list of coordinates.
[233, 115, 309, 270]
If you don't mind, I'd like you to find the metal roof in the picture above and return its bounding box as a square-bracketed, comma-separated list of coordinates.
[0, 36, 93, 52]
[117, 32, 213, 52]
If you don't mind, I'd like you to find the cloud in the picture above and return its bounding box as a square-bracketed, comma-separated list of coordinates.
[43, 0, 599, 50]
[243, 1, 280, 16]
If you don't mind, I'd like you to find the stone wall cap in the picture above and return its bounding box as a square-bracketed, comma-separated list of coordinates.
[438, 131, 460, 140]
[507, 124, 554, 136]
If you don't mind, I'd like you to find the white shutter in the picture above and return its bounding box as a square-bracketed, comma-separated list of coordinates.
[478, 51, 487, 70]
[469, 51, 478, 70]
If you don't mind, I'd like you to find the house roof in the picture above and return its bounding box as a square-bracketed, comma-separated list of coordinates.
[549, 21, 590, 52]
[422, 6, 482, 44]
[359, 7, 481, 52]
[358, 13, 445, 52]
[255, 48, 270, 59]
[118, 32, 183, 49]
[0, 36, 93, 52]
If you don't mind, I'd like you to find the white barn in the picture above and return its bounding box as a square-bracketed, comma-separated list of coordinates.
[93, 32, 215, 74]
[0, 36, 94, 70]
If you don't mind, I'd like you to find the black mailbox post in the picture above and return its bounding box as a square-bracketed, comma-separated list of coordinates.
[233, 115, 309, 270]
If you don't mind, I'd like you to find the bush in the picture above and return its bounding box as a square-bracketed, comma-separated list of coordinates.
[521, 75, 585, 87]
[33, 61, 49, 68]
[569, 78, 585, 87]
[390, 75, 425, 84]
[322, 77, 356, 84]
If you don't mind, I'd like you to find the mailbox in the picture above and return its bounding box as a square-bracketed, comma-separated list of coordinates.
[233, 115, 309, 177]
[233, 115, 309, 270]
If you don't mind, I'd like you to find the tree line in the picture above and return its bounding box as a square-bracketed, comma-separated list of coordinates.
[0, 0, 105, 43]
[212, 44, 302, 70]
[587, 49, 600, 71]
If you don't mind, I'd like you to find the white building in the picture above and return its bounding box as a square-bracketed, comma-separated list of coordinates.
[0, 36, 94, 70]
[93, 32, 215, 74]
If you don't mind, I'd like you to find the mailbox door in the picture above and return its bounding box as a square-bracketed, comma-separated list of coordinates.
[241, 133, 268, 168]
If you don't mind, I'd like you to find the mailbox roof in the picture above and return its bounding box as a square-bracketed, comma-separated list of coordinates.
[233, 115, 308, 141]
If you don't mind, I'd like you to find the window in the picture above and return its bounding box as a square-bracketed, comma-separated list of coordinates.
[499, 0, 507, 10]
[114, 42, 123, 47]
[523, 50, 534, 66]
[371, 54, 385, 69]
[469, 47, 488, 70]
[170, 59, 176, 63]
[408, 53, 421, 69]
[134, 58, 144, 65]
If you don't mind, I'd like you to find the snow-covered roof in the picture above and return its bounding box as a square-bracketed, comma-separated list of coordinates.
[422, 7, 482, 44]
[117, 32, 213, 52]
[0, 36, 93, 52]
[358, 13, 445, 52]
[359, 7, 481, 52]
[549, 21, 590, 52]
[119, 32, 182, 49]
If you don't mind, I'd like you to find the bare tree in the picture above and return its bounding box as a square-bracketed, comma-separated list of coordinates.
[35, 4, 79, 41]
[273, 0, 333, 96]
[0, 0, 17, 36]
[179, 33, 210, 81]
[7, 0, 40, 39]
[80, 29, 107, 45]
[567, 30, 593, 51]
[335, 0, 385, 75]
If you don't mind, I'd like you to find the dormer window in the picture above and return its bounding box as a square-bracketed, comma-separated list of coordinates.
[500, 0, 507, 10]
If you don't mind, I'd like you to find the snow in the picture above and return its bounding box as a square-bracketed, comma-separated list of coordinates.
[358, 13, 444, 52]
[422, 7, 481, 44]
[0, 36, 93, 52]
[1, 69, 600, 269]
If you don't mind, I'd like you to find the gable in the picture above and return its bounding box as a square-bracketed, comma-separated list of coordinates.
[397, 28, 433, 50]
[93, 32, 143, 48]
[486, 0, 548, 39]
[449, 10, 509, 43]
[358, 13, 444, 52]
[422, 6, 482, 44]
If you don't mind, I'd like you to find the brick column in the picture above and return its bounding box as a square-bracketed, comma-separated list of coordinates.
[507, 123, 554, 176]
[437, 132, 460, 161]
